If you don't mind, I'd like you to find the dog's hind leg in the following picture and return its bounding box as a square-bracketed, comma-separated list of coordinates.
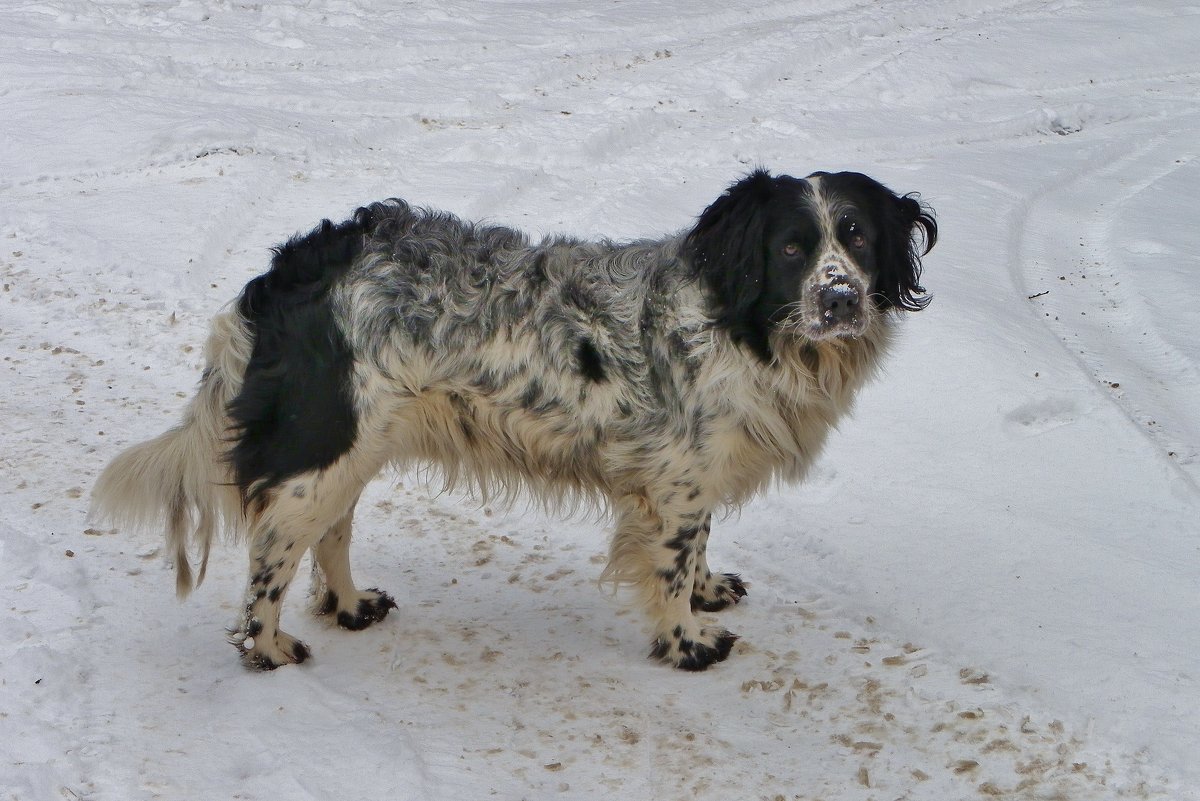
[310, 495, 397, 630]
[231, 457, 378, 670]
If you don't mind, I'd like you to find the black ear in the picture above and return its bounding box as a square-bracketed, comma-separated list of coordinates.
[874, 191, 937, 312]
[684, 169, 778, 361]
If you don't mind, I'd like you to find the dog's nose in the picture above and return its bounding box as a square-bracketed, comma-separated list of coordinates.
[819, 284, 861, 323]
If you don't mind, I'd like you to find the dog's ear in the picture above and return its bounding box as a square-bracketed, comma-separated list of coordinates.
[874, 190, 937, 312]
[685, 169, 778, 361]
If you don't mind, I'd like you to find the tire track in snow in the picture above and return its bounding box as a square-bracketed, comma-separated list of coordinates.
[1017, 127, 1200, 488]
[450, 0, 1048, 181]
[369, 0, 1054, 182]
[945, 69, 1200, 104]
[806, 0, 1064, 98]
[0, 145, 301, 195]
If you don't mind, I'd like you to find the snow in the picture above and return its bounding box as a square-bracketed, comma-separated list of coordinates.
[2, 0, 1198, 799]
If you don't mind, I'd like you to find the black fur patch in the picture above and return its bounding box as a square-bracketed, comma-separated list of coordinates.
[684, 169, 781, 362]
[228, 213, 368, 503]
[649, 629, 737, 671]
[691, 573, 748, 612]
[576, 338, 606, 383]
[335, 589, 397, 631]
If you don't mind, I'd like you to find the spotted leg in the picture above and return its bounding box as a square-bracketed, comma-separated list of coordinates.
[607, 496, 737, 671]
[229, 463, 373, 670]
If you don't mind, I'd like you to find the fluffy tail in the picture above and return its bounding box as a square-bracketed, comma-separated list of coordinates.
[91, 310, 253, 597]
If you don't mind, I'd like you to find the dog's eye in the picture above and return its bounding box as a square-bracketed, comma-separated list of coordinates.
[845, 221, 866, 250]
[782, 243, 802, 258]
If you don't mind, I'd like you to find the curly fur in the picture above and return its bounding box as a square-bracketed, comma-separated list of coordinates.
[92, 169, 937, 671]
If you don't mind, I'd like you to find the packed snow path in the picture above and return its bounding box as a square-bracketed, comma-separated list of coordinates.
[2, 1, 1197, 799]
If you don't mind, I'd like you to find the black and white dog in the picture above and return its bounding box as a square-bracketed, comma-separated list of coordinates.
[93, 169, 936, 671]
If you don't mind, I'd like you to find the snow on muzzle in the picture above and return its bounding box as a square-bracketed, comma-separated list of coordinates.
[801, 263, 870, 339]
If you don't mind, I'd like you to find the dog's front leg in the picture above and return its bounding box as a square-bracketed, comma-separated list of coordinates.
[648, 509, 738, 670]
[609, 498, 738, 671]
[690, 513, 748, 612]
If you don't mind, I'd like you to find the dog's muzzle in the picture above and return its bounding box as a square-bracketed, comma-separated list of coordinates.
[804, 266, 869, 339]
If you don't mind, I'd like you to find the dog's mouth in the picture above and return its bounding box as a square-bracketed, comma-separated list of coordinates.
[808, 316, 867, 340]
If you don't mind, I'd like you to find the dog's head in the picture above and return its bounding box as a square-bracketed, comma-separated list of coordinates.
[684, 169, 937, 362]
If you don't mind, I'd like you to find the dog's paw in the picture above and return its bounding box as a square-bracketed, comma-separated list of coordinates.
[691, 572, 747, 612]
[315, 587, 397, 631]
[231, 622, 311, 671]
[650, 625, 738, 671]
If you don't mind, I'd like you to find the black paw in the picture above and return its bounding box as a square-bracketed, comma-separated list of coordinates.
[691, 572, 748, 612]
[233, 632, 311, 671]
[650, 627, 738, 671]
[335, 589, 397, 631]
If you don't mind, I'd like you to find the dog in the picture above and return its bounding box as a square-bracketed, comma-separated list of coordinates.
[92, 169, 936, 671]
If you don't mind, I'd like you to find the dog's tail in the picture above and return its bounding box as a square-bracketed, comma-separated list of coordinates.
[91, 310, 253, 598]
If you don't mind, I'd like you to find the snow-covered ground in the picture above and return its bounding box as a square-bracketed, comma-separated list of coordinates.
[2, 1, 1198, 798]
